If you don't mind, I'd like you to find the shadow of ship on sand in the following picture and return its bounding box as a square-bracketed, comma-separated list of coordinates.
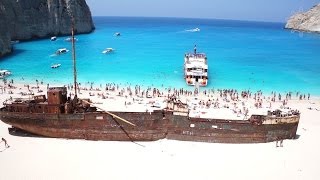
[8, 127, 46, 138]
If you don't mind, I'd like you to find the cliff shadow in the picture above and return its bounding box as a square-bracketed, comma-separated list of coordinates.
[10, 47, 27, 56]
[0, 48, 26, 61]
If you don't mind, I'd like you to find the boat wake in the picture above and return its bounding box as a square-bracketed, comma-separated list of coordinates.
[185, 28, 200, 32]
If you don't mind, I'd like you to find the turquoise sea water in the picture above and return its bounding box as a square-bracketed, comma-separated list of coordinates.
[1, 17, 320, 95]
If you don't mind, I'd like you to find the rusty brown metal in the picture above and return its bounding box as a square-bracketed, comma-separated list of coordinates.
[0, 87, 300, 143]
[47, 87, 67, 105]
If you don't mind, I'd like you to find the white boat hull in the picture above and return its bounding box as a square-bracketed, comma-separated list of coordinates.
[185, 78, 208, 86]
[184, 53, 208, 87]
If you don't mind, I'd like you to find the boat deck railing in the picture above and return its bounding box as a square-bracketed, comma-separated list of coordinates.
[185, 53, 207, 64]
[185, 53, 206, 58]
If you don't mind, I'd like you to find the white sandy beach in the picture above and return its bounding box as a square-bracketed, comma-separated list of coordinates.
[1, 80, 320, 180]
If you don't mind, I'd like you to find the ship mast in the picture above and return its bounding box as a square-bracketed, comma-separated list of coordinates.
[71, 17, 77, 99]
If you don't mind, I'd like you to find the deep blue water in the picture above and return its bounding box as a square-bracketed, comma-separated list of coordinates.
[1, 17, 320, 94]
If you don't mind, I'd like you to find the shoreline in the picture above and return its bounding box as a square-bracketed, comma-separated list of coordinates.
[5, 76, 320, 99]
[1, 78, 319, 115]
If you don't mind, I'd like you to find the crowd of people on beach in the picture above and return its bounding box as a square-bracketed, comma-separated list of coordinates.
[0, 79, 315, 108]
[0, 78, 316, 119]
[69, 82, 304, 119]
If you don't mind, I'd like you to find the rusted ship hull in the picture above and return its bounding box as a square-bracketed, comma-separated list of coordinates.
[166, 113, 299, 143]
[0, 111, 168, 141]
[0, 110, 299, 143]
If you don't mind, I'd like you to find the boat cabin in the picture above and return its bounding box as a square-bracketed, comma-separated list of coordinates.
[184, 53, 208, 86]
[56, 48, 69, 55]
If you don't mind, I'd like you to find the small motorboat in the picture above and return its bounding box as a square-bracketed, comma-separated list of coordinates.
[50, 36, 57, 41]
[55, 48, 69, 55]
[51, 64, 61, 68]
[114, 32, 121, 36]
[65, 37, 78, 42]
[10, 40, 19, 45]
[0, 69, 12, 79]
[194, 28, 200, 32]
[102, 48, 115, 54]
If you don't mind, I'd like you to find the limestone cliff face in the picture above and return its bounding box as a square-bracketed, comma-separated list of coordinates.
[285, 4, 320, 33]
[0, 0, 95, 57]
[0, 5, 11, 57]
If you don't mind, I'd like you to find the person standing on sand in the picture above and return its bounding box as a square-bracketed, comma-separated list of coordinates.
[276, 137, 283, 148]
[1, 137, 10, 148]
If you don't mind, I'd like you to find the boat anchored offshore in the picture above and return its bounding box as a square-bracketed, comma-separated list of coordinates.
[55, 48, 69, 55]
[184, 52, 208, 86]
[102, 48, 115, 54]
[50, 36, 57, 41]
[51, 64, 61, 68]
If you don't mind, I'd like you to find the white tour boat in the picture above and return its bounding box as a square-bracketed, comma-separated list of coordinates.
[184, 52, 208, 86]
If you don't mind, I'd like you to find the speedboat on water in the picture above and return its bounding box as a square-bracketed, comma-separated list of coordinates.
[186, 28, 200, 32]
[102, 48, 115, 54]
[51, 64, 61, 68]
[0, 69, 11, 79]
[114, 32, 121, 36]
[51, 36, 57, 41]
[55, 48, 69, 55]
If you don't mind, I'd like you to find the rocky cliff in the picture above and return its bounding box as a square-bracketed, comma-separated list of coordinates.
[0, 0, 95, 57]
[285, 4, 320, 33]
[0, 6, 11, 57]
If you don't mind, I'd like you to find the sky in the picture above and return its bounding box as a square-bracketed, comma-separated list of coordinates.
[85, 0, 319, 22]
